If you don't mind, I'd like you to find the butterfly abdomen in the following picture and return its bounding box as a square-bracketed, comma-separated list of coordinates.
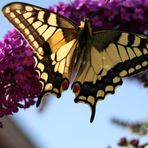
[79, 18, 93, 48]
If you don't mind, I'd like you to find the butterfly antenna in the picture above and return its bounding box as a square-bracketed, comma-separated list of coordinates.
[69, 0, 75, 10]
[69, 0, 73, 5]
[104, 0, 112, 5]
[105, 0, 110, 4]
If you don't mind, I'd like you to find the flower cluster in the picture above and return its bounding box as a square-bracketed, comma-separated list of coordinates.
[112, 118, 148, 136]
[118, 137, 148, 148]
[0, 0, 147, 125]
[0, 30, 42, 125]
[110, 118, 148, 147]
[50, 0, 148, 34]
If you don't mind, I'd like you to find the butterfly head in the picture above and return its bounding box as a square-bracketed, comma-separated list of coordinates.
[79, 18, 92, 35]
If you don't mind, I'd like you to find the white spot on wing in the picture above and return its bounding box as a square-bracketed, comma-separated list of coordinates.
[10, 12, 15, 18]
[26, 6, 34, 11]
[113, 77, 120, 84]
[24, 28, 30, 35]
[4, 7, 10, 13]
[19, 23, 25, 29]
[135, 65, 142, 70]
[45, 83, 53, 91]
[14, 18, 20, 23]
[143, 48, 148, 54]
[96, 90, 105, 98]
[51, 53, 55, 61]
[105, 85, 113, 92]
[37, 62, 45, 72]
[16, 10, 21, 14]
[38, 47, 44, 55]
[142, 61, 147, 66]
[118, 33, 129, 46]
[48, 13, 57, 26]
[28, 34, 34, 42]
[33, 41, 39, 48]
[41, 72, 48, 82]
[87, 96, 95, 105]
[128, 68, 135, 74]
[38, 11, 45, 22]
[119, 70, 128, 77]
[27, 17, 34, 24]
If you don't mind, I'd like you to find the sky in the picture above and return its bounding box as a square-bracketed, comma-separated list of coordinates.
[0, 0, 148, 148]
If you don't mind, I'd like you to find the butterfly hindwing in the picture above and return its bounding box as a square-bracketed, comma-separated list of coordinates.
[72, 31, 148, 122]
[2, 2, 79, 105]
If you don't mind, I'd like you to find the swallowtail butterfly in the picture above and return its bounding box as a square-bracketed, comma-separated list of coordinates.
[2, 2, 148, 122]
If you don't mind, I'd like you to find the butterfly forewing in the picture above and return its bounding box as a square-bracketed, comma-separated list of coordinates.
[2, 2, 79, 105]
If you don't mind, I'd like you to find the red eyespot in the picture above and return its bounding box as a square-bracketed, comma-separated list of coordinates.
[61, 79, 69, 90]
[72, 83, 80, 93]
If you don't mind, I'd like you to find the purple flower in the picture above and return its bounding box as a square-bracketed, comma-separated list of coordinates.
[118, 137, 128, 146]
[49, 0, 148, 33]
[0, 0, 148, 126]
[0, 30, 42, 120]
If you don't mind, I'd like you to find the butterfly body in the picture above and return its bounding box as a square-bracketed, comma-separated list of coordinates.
[69, 18, 93, 79]
[2, 2, 148, 122]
